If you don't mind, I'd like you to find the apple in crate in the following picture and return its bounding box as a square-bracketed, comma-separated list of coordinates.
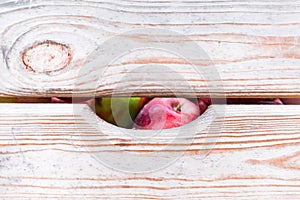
[0, 98, 18, 103]
[226, 98, 283, 104]
[51, 97, 93, 103]
[197, 98, 283, 108]
[134, 98, 200, 130]
[281, 98, 300, 104]
[95, 97, 149, 128]
[0, 97, 51, 103]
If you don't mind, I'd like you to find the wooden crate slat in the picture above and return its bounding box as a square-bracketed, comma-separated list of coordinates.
[0, 1, 299, 97]
[0, 103, 299, 199]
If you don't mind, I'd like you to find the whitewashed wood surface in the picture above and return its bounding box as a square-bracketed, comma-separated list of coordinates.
[0, 0, 299, 97]
[0, 104, 299, 199]
[0, 1, 300, 199]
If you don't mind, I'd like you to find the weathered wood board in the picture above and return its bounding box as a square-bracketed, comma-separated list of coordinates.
[0, 104, 299, 199]
[0, 1, 299, 199]
[0, 0, 299, 97]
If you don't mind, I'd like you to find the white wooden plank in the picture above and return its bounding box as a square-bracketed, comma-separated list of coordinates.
[0, 104, 299, 199]
[0, 0, 299, 97]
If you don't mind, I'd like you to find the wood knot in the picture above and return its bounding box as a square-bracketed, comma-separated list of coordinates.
[21, 41, 73, 74]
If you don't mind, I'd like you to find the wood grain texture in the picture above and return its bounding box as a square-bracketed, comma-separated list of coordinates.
[0, 0, 299, 98]
[0, 103, 299, 199]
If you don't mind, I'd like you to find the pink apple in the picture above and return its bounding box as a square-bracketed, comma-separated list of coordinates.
[51, 97, 94, 110]
[134, 98, 200, 130]
[51, 97, 91, 104]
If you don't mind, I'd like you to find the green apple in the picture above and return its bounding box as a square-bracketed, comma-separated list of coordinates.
[0, 97, 51, 103]
[0, 97, 18, 103]
[95, 97, 149, 128]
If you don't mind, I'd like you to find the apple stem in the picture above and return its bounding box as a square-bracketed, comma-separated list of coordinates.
[173, 104, 182, 112]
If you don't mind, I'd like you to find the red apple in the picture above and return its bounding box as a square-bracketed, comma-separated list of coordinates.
[197, 98, 211, 115]
[197, 98, 283, 107]
[281, 98, 300, 104]
[51, 97, 91, 103]
[226, 98, 283, 104]
[134, 98, 200, 130]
